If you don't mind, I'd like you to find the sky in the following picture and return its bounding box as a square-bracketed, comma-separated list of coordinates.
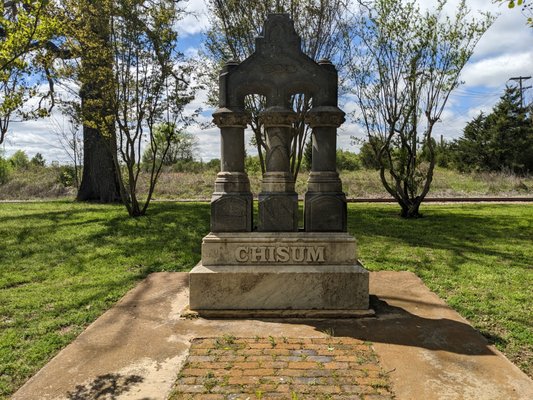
[2, 0, 533, 164]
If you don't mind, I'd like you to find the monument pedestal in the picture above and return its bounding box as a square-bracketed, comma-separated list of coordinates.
[189, 233, 371, 315]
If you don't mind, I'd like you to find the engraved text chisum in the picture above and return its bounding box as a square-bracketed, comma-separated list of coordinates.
[235, 246, 325, 263]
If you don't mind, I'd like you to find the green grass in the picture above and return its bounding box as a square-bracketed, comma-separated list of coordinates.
[349, 203, 532, 376]
[0, 201, 531, 398]
[0, 201, 209, 398]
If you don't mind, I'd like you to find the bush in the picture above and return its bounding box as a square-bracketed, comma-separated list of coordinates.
[205, 158, 221, 172]
[0, 157, 12, 184]
[9, 150, 30, 170]
[245, 156, 262, 174]
[336, 149, 361, 171]
[57, 165, 78, 187]
[173, 160, 204, 173]
[359, 140, 382, 170]
[30, 153, 46, 167]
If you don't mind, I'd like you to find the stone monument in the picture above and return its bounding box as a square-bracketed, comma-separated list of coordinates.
[189, 14, 370, 316]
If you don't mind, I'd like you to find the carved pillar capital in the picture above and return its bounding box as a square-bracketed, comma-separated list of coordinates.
[305, 106, 345, 128]
[213, 108, 251, 128]
[259, 107, 298, 128]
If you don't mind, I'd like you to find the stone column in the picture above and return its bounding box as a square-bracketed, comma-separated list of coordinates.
[304, 106, 347, 232]
[210, 108, 253, 232]
[258, 106, 299, 231]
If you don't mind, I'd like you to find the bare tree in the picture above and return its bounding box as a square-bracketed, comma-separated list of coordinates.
[350, 0, 494, 217]
[109, 0, 195, 217]
[51, 105, 83, 189]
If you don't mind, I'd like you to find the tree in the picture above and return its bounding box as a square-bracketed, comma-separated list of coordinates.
[350, 0, 493, 217]
[52, 106, 83, 188]
[453, 86, 533, 173]
[357, 137, 386, 170]
[30, 152, 45, 166]
[142, 124, 196, 167]
[0, 1, 60, 146]
[109, 0, 195, 217]
[56, 0, 122, 202]
[204, 0, 355, 178]
[9, 149, 28, 169]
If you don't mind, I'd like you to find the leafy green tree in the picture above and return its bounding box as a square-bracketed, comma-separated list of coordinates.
[336, 149, 360, 171]
[9, 149, 29, 169]
[358, 137, 385, 170]
[30, 152, 45, 166]
[204, 0, 355, 178]
[350, 0, 493, 217]
[0, 152, 12, 183]
[453, 87, 533, 173]
[142, 124, 196, 167]
[0, 1, 60, 145]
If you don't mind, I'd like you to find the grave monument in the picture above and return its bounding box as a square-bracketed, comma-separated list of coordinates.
[189, 14, 370, 316]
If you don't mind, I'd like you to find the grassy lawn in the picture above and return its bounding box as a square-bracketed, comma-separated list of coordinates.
[0, 201, 531, 398]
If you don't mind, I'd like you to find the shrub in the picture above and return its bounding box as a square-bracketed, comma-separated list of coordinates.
[245, 156, 262, 174]
[57, 165, 78, 187]
[30, 153, 46, 167]
[0, 157, 12, 184]
[336, 149, 361, 171]
[9, 150, 30, 170]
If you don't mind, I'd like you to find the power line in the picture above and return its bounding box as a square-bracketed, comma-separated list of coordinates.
[509, 76, 532, 108]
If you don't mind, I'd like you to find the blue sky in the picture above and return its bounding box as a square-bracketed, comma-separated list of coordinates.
[3, 0, 533, 163]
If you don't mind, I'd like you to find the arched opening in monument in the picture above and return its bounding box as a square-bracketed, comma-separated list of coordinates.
[288, 92, 313, 180]
[243, 93, 268, 176]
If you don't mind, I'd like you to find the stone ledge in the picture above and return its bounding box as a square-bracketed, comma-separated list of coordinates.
[180, 305, 375, 319]
[189, 262, 369, 311]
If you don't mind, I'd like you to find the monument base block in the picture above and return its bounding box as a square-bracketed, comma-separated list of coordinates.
[189, 263, 370, 311]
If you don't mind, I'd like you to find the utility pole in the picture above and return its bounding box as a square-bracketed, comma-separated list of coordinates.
[509, 76, 532, 108]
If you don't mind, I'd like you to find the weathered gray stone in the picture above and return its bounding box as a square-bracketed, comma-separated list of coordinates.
[258, 192, 298, 232]
[189, 263, 369, 310]
[304, 192, 347, 232]
[190, 13, 370, 313]
[201, 232, 358, 266]
[211, 193, 253, 232]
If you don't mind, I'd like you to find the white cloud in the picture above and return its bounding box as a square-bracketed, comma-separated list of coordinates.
[178, 0, 210, 37]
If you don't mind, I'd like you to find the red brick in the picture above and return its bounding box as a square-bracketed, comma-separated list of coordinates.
[263, 348, 291, 356]
[324, 362, 349, 369]
[259, 361, 288, 369]
[242, 368, 276, 376]
[172, 384, 204, 393]
[227, 376, 258, 385]
[233, 361, 260, 369]
[181, 369, 206, 377]
[287, 361, 319, 369]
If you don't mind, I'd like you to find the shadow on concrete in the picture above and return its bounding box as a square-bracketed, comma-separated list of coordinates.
[307, 296, 496, 356]
[236, 295, 499, 357]
[66, 373, 144, 400]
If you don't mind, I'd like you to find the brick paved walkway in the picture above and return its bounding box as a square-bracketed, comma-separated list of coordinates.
[169, 336, 394, 400]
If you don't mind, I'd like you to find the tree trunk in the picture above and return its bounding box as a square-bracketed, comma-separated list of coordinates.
[77, 125, 121, 202]
[76, 1, 121, 203]
[399, 196, 422, 218]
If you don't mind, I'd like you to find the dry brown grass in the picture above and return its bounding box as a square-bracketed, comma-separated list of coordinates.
[1, 167, 531, 201]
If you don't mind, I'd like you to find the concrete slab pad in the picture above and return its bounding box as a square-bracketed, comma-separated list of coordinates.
[13, 271, 533, 400]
